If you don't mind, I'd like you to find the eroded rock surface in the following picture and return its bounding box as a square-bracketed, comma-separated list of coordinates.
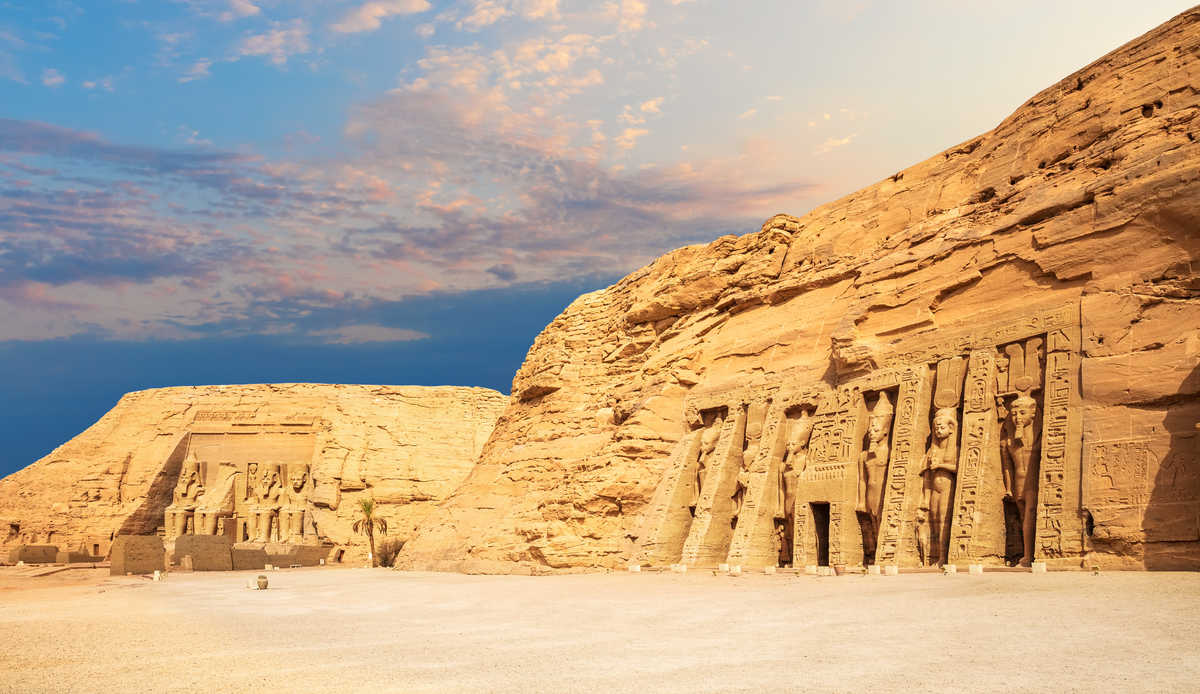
[0, 384, 507, 564]
[398, 8, 1200, 573]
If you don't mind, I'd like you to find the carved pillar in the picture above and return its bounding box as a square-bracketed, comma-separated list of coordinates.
[1035, 321, 1084, 562]
[947, 349, 1005, 563]
[793, 501, 812, 567]
[634, 429, 704, 566]
[681, 401, 748, 567]
[875, 367, 932, 566]
[726, 398, 789, 567]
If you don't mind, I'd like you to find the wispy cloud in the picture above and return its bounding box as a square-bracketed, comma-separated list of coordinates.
[235, 20, 311, 65]
[309, 324, 429, 343]
[331, 0, 432, 34]
[219, 0, 261, 22]
[40, 67, 64, 87]
[814, 133, 855, 154]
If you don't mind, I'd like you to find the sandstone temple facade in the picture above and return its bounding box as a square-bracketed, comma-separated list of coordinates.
[0, 385, 506, 565]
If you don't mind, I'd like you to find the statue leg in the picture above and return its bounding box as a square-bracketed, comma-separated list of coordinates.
[1021, 492, 1037, 567]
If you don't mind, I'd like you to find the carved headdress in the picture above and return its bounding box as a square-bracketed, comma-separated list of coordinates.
[870, 391, 894, 419]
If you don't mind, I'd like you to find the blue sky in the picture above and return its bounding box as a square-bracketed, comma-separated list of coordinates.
[0, 0, 1194, 474]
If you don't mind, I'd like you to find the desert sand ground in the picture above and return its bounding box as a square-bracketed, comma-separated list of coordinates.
[0, 566, 1197, 693]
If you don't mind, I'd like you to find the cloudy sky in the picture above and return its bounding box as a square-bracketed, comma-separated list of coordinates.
[0, 0, 1192, 473]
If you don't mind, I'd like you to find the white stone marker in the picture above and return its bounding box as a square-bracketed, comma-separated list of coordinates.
[969, 564, 984, 575]
[883, 565, 899, 576]
[1031, 562, 1048, 574]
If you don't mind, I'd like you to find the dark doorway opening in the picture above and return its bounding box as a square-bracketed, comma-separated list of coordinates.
[1003, 498, 1023, 565]
[92, 544, 100, 556]
[812, 503, 831, 567]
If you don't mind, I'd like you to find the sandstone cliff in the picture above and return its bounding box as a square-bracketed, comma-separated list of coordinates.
[398, 8, 1200, 573]
[0, 384, 507, 563]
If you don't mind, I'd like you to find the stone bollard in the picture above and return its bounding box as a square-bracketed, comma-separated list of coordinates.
[1031, 562, 1048, 574]
[628, 563, 641, 573]
[969, 564, 984, 575]
[943, 565, 958, 575]
[867, 565, 881, 576]
[883, 565, 899, 576]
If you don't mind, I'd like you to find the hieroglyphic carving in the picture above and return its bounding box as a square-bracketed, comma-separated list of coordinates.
[828, 501, 844, 566]
[948, 349, 999, 563]
[1035, 347, 1076, 559]
[875, 368, 928, 565]
[793, 501, 811, 566]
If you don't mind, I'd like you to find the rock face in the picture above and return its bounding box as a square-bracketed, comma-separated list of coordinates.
[398, 9, 1200, 573]
[0, 384, 507, 564]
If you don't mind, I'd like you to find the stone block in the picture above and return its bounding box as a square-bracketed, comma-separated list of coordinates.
[174, 535, 233, 571]
[264, 542, 332, 567]
[969, 564, 984, 575]
[627, 563, 641, 572]
[7, 545, 59, 564]
[804, 565, 818, 575]
[883, 565, 899, 576]
[232, 545, 269, 571]
[867, 565, 881, 575]
[763, 565, 776, 575]
[943, 564, 958, 575]
[1031, 562, 1048, 574]
[110, 536, 165, 576]
[55, 550, 99, 564]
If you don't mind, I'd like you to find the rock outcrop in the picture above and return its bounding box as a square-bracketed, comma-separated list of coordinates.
[398, 8, 1200, 573]
[0, 384, 507, 564]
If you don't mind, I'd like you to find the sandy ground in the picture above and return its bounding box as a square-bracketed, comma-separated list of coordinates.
[0, 566, 1197, 693]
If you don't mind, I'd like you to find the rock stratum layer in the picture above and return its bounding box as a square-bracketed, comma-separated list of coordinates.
[0, 384, 506, 563]
[398, 9, 1200, 573]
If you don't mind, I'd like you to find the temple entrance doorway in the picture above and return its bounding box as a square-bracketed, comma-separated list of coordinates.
[812, 503, 831, 567]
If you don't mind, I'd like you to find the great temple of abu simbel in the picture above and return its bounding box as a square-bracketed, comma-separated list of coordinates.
[3, 8, 1200, 575]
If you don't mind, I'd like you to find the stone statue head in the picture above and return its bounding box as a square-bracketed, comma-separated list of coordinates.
[790, 410, 815, 448]
[247, 461, 259, 477]
[932, 407, 957, 440]
[289, 466, 308, 492]
[1010, 393, 1038, 428]
[867, 392, 894, 444]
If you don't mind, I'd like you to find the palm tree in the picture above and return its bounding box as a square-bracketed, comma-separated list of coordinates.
[352, 498, 388, 567]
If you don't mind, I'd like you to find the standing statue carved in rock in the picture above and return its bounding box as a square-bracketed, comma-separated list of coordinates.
[775, 410, 814, 566]
[252, 463, 284, 543]
[857, 392, 894, 562]
[918, 407, 959, 566]
[164, 458, 203, 539]
[688, 414, 723, 516]
[1001, 393, 1040, 567]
